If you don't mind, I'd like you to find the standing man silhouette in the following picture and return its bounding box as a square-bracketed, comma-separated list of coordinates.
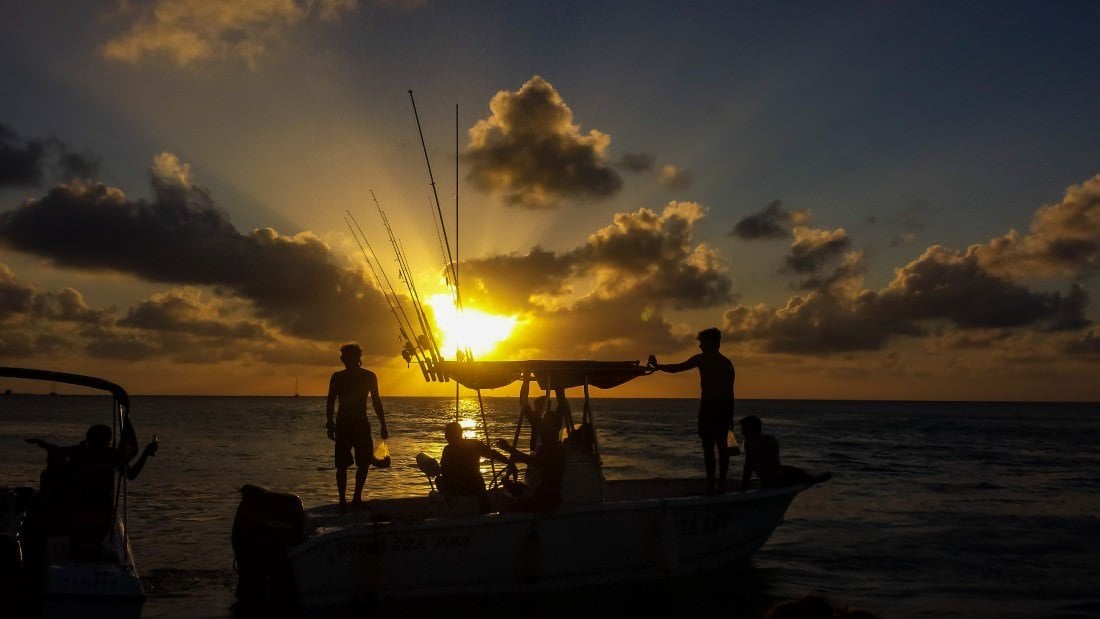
[648, 327, 735, 494]
[326, 343, 388, 513]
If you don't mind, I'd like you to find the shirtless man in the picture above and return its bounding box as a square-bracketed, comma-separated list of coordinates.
[649, 327, 735, 494]
[326, 343, 388, 513]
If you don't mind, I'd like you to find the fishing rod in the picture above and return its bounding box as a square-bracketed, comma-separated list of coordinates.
[344, 213, 430, 381]
[409, 90, 462, 310]
[426, 193, 460, 308]
[345, 210, 438, 381]
[372, 192, 446, 379]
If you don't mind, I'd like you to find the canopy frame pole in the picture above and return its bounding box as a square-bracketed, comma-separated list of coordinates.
[476, 388, 497, 480]
[584, 377, 605, 502]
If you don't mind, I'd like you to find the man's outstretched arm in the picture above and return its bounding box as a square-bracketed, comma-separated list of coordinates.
[652, 355, 701, 373]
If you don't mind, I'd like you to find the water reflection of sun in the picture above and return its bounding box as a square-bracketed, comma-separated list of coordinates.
[427, 294, 518, 360]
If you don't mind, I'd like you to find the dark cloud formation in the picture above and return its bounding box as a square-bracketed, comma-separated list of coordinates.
[722, 174, 1100, 355]
[459, 248, 574, 314]
[729, 200, 809, 240]
[118, 288, 272, 339]
[0, 264, 34, 320]
[1, 262, 111, 327]
[723, 244, 1084, 354]
[977, 173, 1100, 279]
[0, 264, 330, 365]
[1047, 283, 1091, 332]
[618, 153, 655, 173]
[464, 76, 622, 208]
[31, 288, 112, 325]
[1064, 328, 1100, 357]
[784, 226, 852, 274]
[0, 123, 99, 187]
[0, 153, 393, 347]
[458, 202, 731, 354]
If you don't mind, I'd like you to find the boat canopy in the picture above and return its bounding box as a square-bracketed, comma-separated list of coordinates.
[1, 366, 130, 408]
[436, 360, 649, 391]
[0, 366, 139, 463]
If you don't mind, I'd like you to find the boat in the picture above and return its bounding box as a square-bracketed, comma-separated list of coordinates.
[0, 367, 146, 619]
[231, 359, 830, 611]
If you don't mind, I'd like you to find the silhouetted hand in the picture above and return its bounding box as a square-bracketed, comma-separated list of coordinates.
[143, 441, 158, 457]
[326, 421, 336, 441]
[380, 423, 389, 440]
[494, 438, 511, 451]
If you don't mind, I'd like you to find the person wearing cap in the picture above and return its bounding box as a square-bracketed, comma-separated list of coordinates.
[325, 343, 389, 513]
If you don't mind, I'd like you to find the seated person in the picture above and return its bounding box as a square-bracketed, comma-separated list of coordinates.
[494, 408, 567, 513]
[438, 422, 509, 514]
[737, 415, 830, 491]
[27, 425, 157, 558]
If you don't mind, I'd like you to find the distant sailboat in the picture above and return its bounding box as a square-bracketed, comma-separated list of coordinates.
[293, 377, 300, 398]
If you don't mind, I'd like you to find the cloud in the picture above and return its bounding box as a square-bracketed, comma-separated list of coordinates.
[658, 165, 693, 189]
[458, 247, 575, 314]
[101, 0, 359, 68]
[1064, 328, 1100, 357]
[118, 287, 272, 339]
[31, 288, 113, 325]
[719, 174, 1100, 354]
[0, 263, 34, 321]
[463, 76, 622, 208]
[975, 173, 1100, 279]
[783, 226, 852, 274]
[1047, 283, 1091, 332]
[575, 202, 732, 308]
[0, 262, 341, 365]
[2, 264, 111, 327]
[729, 200, 810, 240]
[1, 123, 99, 188]
[0, 153, 395, 347]
[457, 201, 731, 354]
[618, 153, 655, 173]
[722, 244, 1081, 354]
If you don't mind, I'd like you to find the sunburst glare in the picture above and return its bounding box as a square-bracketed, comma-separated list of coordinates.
[427, 293, 518, 360]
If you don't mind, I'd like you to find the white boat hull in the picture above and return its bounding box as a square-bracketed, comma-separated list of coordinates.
[37, 518, 145, 619]
[288, 479, 805, 607]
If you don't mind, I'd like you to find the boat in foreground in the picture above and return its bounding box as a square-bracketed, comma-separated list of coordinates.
[0, 367, 145, 619]
[232, 360, 828, 610]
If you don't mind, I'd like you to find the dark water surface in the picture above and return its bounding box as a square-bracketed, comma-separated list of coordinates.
[3, 396, 1099, 618]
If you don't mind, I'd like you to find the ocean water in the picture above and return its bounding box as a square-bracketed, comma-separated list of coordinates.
[2, 395, 1099, 618]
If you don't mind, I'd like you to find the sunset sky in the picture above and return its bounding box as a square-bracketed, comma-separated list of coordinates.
[1, 1, 1098, 400]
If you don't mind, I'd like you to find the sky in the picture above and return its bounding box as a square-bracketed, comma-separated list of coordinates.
[1, 1, 1098, 400]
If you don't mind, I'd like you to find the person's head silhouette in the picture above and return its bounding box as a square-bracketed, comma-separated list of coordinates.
[339, 343, 362, 368]
[697, 327, 721, 352]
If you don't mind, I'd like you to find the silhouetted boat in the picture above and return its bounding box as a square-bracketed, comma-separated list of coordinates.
[232, 360, 828, 611]
[0, 367, 145, 619]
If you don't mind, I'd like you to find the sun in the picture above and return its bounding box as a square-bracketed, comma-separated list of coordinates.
[426, 294, 518, 360]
